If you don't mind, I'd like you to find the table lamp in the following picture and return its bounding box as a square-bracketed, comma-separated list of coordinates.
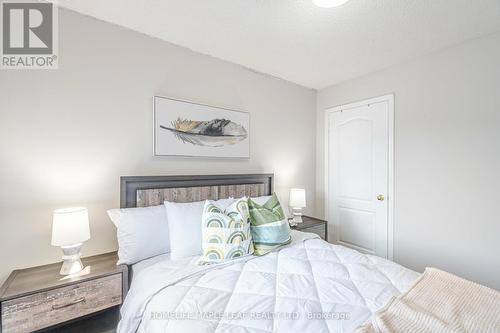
[51, 207, 90, 275]
[289, 188, 306, 225]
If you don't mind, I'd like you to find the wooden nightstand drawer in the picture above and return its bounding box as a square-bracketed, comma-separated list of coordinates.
[304, 224, 326, 239]
[291, 216, 328, 241]
[1, 274, 122, 333]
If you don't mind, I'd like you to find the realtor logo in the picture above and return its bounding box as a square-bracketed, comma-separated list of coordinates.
[1, 0, 58, 69]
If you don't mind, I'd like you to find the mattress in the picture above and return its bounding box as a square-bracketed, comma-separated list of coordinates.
[119, 231, 419, 333]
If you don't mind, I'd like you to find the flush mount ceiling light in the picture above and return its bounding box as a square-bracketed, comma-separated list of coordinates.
[312, 0, 351, 8]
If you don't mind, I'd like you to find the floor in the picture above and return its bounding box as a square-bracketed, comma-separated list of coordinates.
[44, 308, 119, 333]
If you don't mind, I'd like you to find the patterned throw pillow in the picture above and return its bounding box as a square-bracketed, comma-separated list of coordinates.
[248, 193, 291, 255]
[199, 198, 254, 264]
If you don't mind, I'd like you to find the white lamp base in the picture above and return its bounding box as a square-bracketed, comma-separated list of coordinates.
[290, 208, 303, 226]
[60, 243, 84, 275]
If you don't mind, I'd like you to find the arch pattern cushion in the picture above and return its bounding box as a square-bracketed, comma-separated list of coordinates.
[199, 197, 254, 264]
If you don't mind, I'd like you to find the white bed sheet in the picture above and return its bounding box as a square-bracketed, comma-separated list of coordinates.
[131, 253, 172, 278]
[120, 231, 420, 333]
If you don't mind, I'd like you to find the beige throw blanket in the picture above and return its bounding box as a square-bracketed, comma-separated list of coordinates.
[355, 268, 500, 333]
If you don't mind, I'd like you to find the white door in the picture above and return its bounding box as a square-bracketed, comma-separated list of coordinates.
[326, 95, 393, 259]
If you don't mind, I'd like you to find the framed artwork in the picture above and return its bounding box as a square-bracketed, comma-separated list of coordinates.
[154, 96, 250, 158]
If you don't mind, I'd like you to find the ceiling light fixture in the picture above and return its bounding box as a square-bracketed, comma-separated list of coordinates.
[312, 0, 351, 8]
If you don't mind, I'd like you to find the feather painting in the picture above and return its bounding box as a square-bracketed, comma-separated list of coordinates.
[154, 96, 250, 158]
[160, 118, 248, 147]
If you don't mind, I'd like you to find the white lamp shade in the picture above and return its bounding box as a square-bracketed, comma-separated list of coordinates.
[51, 207, 90, 246]
[289, 189, 306, 208]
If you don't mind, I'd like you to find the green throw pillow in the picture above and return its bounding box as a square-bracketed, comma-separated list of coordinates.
[199, 197, 254, 264]
[248, 193, 291, 255]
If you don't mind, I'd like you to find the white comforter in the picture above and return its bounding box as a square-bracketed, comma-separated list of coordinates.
[119, 231, 419, 333]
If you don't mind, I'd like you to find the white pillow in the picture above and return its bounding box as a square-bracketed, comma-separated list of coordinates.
[107, 205, 169, 265]
[250, 195, 272, 206]
[165, 198, 235, 260]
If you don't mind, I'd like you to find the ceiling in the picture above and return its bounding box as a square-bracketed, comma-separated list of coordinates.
[58, 0, 500, 89]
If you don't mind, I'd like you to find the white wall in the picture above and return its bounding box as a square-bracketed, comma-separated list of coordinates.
[0, 9, 316, 285]
[1, 8, 498, 292]
[316, 32, 500, 290]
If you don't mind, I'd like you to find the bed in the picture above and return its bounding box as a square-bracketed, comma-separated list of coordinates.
[116, 174, 420, 333]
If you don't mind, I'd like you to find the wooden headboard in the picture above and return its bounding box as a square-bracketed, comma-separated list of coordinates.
[120, 174, 274, 208]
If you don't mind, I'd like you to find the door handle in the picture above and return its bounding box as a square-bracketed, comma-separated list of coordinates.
[377, 194, 385, 201]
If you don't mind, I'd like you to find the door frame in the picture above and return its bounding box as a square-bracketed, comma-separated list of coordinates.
[324, 94, 394, 260]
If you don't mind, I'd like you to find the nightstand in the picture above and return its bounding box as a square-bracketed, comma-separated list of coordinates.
[290, 215, 328, 241]
[0, 252, 127, 333]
